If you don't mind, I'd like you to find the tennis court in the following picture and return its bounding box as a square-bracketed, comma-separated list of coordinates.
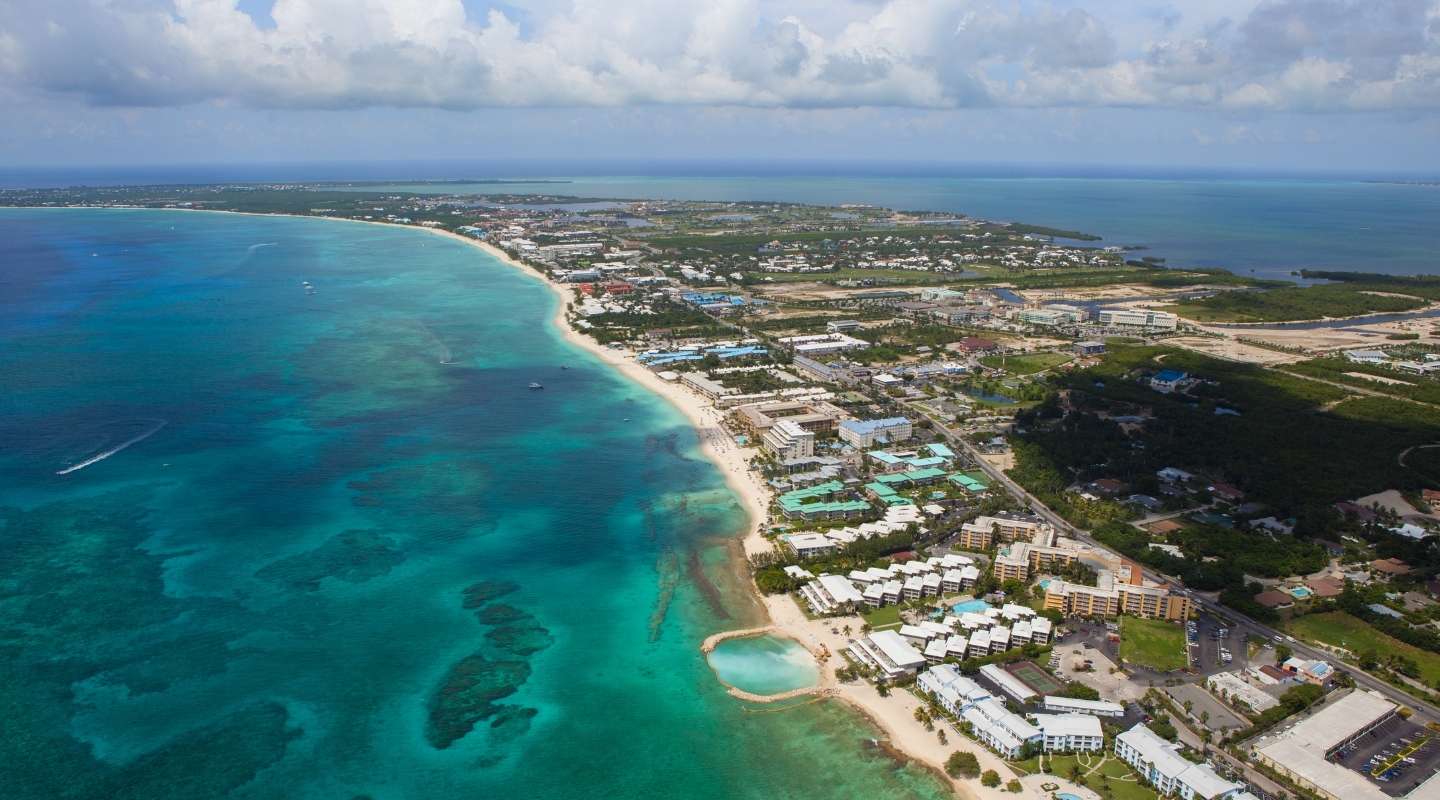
[1006, 660, 1064, 695]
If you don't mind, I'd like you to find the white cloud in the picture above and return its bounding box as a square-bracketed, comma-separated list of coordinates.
[0, 0, 1436, 113]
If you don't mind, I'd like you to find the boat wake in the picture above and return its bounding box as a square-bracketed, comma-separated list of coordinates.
[54, 419, 167, 476]
[416, 321, 455, 365]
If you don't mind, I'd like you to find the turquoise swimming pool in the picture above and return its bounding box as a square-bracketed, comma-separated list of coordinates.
[952, 599, 992, 614]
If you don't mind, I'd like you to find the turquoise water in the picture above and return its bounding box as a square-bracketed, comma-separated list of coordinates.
[706, 635, 820, 696]
[0, 208, 949, 800]
[346, 176, 1440, 280]
[952, 600, 992, 614]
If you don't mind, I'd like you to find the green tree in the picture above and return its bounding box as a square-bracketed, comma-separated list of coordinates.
[1006, 779, 1023, 793]
[981, 770, 1002, 788]
[946, 751, 981, 779]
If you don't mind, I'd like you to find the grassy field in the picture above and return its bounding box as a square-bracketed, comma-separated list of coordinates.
[862, 604, 903, 631]
[1011, 753, 1156, 800]
[1288, 611, 1440, 685]
[980, 351, 1074, 375]
[1119, 617, 1189, 672]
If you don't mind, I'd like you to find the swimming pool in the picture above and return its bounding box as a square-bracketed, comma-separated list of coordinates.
[952, 599, 993, 614]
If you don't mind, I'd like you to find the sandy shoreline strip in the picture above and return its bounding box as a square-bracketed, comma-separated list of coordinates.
[58, 207, 1039, 800]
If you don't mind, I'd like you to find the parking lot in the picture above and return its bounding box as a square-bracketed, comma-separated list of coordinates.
[1189, 614, 1249, 675]
[1333, 715, 1440, 796]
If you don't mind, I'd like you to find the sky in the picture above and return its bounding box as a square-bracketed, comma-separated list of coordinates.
[1, 0, 1438, 175]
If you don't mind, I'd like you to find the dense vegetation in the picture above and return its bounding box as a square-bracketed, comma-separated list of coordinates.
[1282, 357, 1440, 406]
[1173, 273, 1440, 323]
[1014, 346, 1440, 518]
[1092, 522, 1327, 588]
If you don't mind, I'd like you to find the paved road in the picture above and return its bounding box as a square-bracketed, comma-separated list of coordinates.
[907, 398, 1440, 723]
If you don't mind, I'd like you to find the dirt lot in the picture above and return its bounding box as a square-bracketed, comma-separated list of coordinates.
[1164, 336, 1302, 365]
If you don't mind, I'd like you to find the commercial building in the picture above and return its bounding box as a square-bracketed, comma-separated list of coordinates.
[1205, 672, 1279, 714]
[1251, 690, 1439, 800]
[778, 332, 870, 356]
[826, 319, 862, 333]
[1115, 724, 1248, 800]
[838, 417, 913, 448]
[1098, 309, 1179, 331]
[763, 419, 815, 460]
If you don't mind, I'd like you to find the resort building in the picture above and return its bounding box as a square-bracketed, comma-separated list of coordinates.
[963, 697, 1042, 759]
[1251, 691, 1436, 800]
[1115, 724, 1247, 800]
[1033, 714, 1105, 752]
[850, 630, 927, 680]
[733, 399, 847, 435]
[837, 417, 913, 448]
[777, 481, 872, 521]
[799, 573, 865, 614]
[962, 514, 1055, 549]
[917, 665, 991, 715]
[1042, 696, 1126, 717]
[783, 532, 837, 559]
[763, 419, 815, 460]
[993, 541, 1079, 582]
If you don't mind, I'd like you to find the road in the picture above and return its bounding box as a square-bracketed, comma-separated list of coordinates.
[906, 398, 1440, 723]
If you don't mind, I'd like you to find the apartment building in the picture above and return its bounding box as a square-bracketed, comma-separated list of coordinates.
[1044, 577, 1193, 621]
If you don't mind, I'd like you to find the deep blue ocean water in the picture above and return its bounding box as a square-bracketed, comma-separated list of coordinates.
[0, 208, 949, 800]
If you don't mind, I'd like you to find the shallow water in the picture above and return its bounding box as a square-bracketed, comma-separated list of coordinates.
[0, 208, 950, 800]
[707, 635, 821, 696]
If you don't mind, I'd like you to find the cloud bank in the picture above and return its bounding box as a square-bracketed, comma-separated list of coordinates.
[1, 0, 1438, 113]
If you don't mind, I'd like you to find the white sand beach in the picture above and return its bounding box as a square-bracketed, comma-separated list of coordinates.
[139, 210, 1084, 800]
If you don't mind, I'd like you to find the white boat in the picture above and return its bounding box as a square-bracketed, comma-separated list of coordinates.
[528, 382, 544, 390]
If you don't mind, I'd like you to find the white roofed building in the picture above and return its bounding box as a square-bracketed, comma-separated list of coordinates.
[1043, 696, 1126, 717]
[1033, 713, 1105, 752]
[980, 663, 1038, 703]
[963, 697, 1042, 759]
[850, 630, 928, 679]
[1116, 724, 1245, 800]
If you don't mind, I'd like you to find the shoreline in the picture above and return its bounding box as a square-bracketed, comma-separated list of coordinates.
[34, 206, 1031, 800]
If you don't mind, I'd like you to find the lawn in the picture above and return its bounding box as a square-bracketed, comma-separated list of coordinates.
[1011, 753, 1156, 800]
[862, 604, 902, 631]
[1289, 611, 1440, 686]
[1119, 617, 1189, 672]
[980, 351, 1074, 375]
